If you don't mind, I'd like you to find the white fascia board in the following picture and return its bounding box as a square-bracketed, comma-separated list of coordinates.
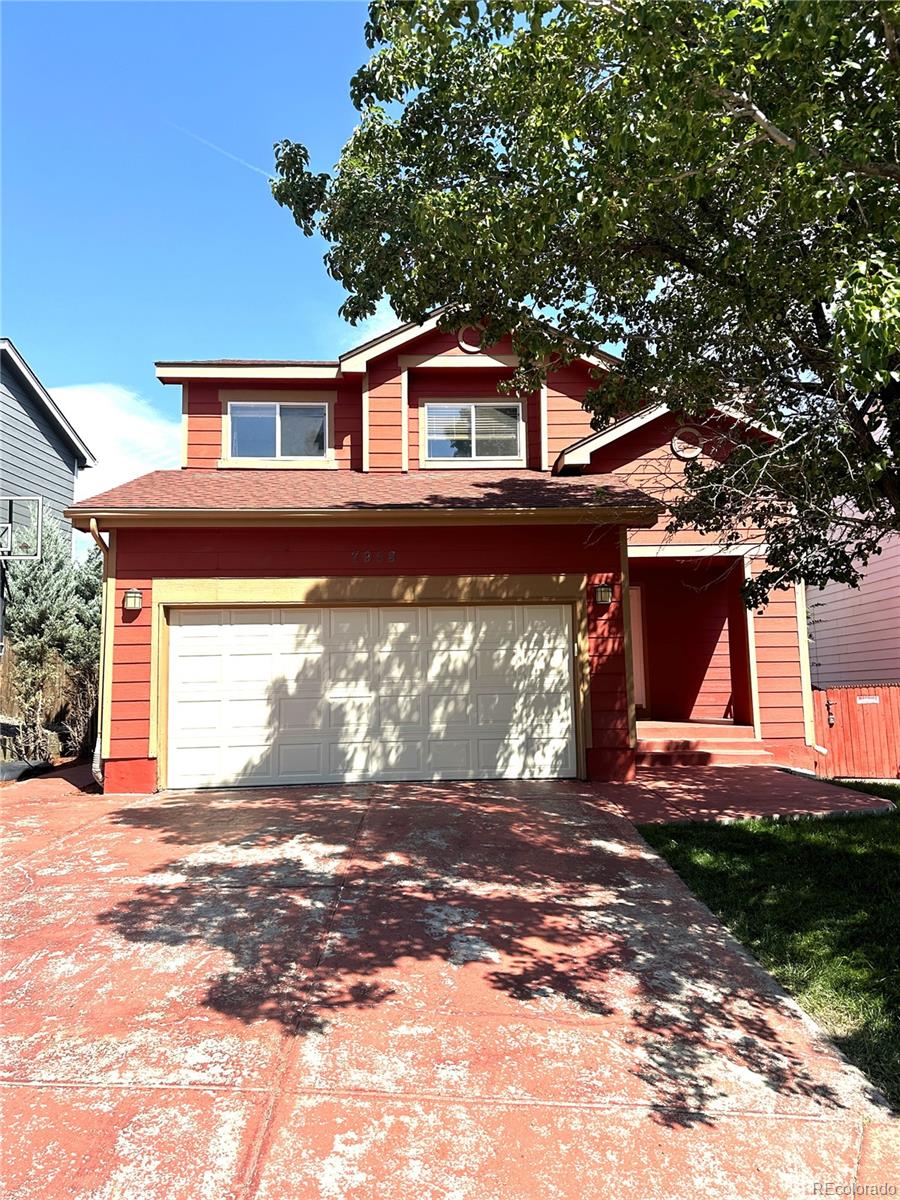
[155, 364, 341, 383]
[339, 312, 444, 373]
[557, 404, 669, 469]
[627, 542, 767, 558]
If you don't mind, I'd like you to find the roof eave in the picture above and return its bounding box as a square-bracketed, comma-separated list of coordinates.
[155, 363, 342, 384]
[66, 503, 661, 531]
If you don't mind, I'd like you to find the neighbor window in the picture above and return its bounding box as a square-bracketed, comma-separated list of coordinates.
[425, 401, 522, 461]
[229, 402, 327, 459]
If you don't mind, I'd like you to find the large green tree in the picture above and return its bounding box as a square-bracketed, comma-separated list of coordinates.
[272, 0, 900, 603]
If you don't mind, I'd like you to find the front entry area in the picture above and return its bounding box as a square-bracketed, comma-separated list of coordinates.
[166, 603, 578, 788]
[628, 557, 754, 725]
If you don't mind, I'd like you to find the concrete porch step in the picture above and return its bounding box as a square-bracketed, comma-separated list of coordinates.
[636, 721, 758, 741]
[636, 737, 771, 754]
[636, 746, 776, 768]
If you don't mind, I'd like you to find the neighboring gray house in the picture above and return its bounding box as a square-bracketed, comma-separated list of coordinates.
[1, 338, 95, 648]
[808, 536, 900, 687]
[1, 338, 95, 528]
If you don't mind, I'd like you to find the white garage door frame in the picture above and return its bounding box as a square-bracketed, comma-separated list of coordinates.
[165, 600, 582, 789]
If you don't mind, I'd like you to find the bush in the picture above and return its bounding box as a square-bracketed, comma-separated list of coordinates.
[5, 518, 102, 758]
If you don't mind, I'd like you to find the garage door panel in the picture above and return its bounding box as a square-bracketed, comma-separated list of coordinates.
[329, 742, 369, 777]
[428, 739, 472, 774]
[174, 609, 224, 633]
[326, 651, 371, 690]
[280, 695, 324, 730]
[279, 610, 325, 649]
[522, 605, 571, 643]
[227, 697, 275, 732]
[329, 609, 371, 643]
[370, 740, 424, 775]
[171, 698, 222, 734]
[228, 652, 277, 684]
[276, 651, 324, 686]
[326, 695, 375, 730]
[473, 647, 520, 681]
[426, 608, 474, 649]
[427, 649, 470, 683]
[171, 654, 222, 689]
[276, 742, 323, 778]
[426, 693, 473, 728]
[474, 606, 517, 642]
[376, 648, 427, 690]
[377, 608, 423, 647]
[379, 695, 424, 730]
[168, 604, 577, 787]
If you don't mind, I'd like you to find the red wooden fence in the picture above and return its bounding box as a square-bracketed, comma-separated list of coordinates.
[812, 685, 900, 780]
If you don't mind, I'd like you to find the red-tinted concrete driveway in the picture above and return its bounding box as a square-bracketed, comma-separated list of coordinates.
[2, 779, 895, 1199]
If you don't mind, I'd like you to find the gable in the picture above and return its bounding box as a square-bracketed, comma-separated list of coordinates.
[582, 410, 735, 506]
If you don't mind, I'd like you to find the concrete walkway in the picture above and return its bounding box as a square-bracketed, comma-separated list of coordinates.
[613, 765, 895, 823]
[1, 775, 896, 1199]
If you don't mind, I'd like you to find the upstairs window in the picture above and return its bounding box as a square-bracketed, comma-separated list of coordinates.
[425, 401, 523, 463]
[229, 402, 327, 459]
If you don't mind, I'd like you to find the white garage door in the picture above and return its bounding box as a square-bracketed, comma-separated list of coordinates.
[167, 605, 578, 789]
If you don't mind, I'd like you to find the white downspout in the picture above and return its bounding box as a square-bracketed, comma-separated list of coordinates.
[89, 518, 109, 787]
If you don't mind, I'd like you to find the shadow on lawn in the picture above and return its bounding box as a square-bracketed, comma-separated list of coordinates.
[642, 812, 900, 1111]
[97, 782, 867, 1126]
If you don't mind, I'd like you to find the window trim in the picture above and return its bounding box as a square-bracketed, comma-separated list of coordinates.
[219, 391, 337, 468]
[420, 398, 526, 468]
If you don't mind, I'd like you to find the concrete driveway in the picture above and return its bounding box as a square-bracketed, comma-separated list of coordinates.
[1, 778, 895, 1199]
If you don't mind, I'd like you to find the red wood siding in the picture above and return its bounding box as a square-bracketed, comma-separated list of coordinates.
[546, 364, 596, 462]
[106, 523, 632, 787]
[399, 329, 518, 358]
[333, 381, 363, 469]
[813, 685, 900, 779]
[587, 410, 693, 505]
[587, 410, 767, 550]
[108, 573, 154, 771]
[184, 384, 221, 468]
[751, 564, 808, 750]
[368, 358, 403, 470]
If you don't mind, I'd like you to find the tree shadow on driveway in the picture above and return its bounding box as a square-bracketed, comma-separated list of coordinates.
[96, 782, 873, 1127]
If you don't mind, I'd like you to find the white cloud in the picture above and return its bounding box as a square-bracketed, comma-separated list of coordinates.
[51, 383, 181, 502]
[331, 296, 401, 354]
[51, 383, 181, 558]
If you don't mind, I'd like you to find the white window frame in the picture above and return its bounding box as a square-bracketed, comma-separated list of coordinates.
[220, 391, 337, 468]
[421, 398, 526, 468]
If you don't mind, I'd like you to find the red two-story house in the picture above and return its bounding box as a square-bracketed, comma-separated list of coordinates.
[68, 316, 816, 794]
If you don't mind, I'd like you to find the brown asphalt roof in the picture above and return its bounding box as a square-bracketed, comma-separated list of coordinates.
[67, 469, 660, 520]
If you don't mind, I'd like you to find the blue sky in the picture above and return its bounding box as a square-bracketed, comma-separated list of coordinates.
[3, 1, 395, 495]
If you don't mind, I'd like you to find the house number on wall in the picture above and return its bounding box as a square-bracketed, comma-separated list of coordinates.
[351, 549, 397, 563]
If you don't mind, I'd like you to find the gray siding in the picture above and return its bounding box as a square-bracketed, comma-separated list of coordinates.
[809, 536, 900, 686]
[1, 359, 78, 529]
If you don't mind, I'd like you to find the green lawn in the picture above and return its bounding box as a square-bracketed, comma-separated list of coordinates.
[640, 800, 900, 1110]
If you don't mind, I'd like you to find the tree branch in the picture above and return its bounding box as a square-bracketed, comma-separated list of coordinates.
[882, 7, 900, 67]
[711, 84, 900, 183]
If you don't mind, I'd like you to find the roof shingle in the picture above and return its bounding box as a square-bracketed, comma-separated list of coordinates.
[68, 469, 659, 523]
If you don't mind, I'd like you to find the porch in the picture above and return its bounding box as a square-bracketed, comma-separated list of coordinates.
[628, 556, 767, 766]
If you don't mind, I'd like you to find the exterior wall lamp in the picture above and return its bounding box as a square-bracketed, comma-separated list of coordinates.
[123, 588, 144, 613]
[593, 584, 614, 606]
